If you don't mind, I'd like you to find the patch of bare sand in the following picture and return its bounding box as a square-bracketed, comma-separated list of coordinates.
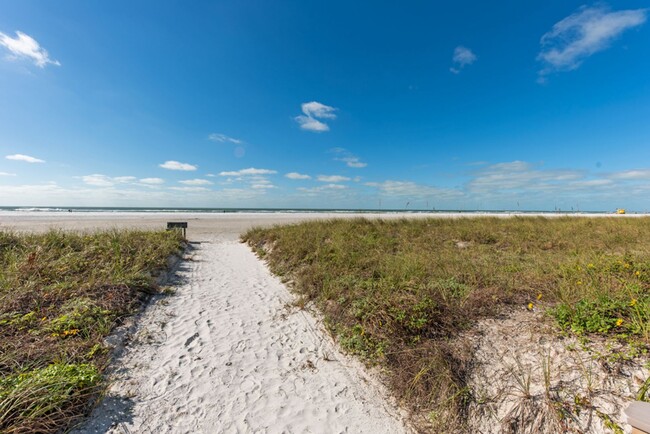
[73, 237, 411, 433]
[465, 306, 649, 434]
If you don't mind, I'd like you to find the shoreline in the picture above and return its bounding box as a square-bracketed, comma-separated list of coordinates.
[2, 211, 648, 241]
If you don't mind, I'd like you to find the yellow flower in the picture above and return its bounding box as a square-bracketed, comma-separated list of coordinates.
[588, 263, 594, 268]
[635, 271, 640, 276]
[527, 302, 534, 311]
[624, 263, 630, 269]
[616, 318, 623, 327]
[630, 299, 637, 307]
[577, 280, 582, 285]
[537, 293, 542, 300]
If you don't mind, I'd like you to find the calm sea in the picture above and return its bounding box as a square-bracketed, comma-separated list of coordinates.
[0, 206, 610, 215]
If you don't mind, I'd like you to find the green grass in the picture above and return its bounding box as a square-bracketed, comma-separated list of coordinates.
[243, 217, 650, 430]
[0, 229, 184, 433]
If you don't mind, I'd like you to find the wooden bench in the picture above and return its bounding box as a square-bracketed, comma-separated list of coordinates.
[626, 401, 650, 434]
[166, 222, 187, 239]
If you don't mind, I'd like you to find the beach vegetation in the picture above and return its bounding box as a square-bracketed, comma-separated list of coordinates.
[0, 229, 184, 433]
[243, 217, 650, 431]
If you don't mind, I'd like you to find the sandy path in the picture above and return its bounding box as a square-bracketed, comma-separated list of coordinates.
[76, 236, 409, 433]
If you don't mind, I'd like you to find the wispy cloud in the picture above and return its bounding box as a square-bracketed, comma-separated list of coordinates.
[83, 176, 114, 187]
[170, 186, 210, 192]
[179, 179, 213, 186]
[537, 5, 647, 80]
[208, 133, 243, 144]
[0, 31, 60, 68]
[330, 148, 367, 168]
[81, 174, 137, 187]
[339, 156, 367, 168]
[139, 177, 165, 185]
[216, 168, 277, 193]
[285, 172, 311, 180]
[114, 176, 137, 183]
[297, 184, 347, 194]
[219, 168, 277, 176]
[607, 169, 650, 180]
[0, 172, 16, 176]
[366, 180, 463, 200]
[450, 46, 477, 74]
[468, 161, 583, 193]
[251, 179, 276, 189]
[295, 101, 337, 132]
[6, 154, 45, 163]
[317, 175, 350, 183]
[159, 160, 197, 171]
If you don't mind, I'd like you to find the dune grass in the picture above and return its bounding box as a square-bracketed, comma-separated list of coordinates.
[243, 217, 650, 429]
[0, 229, 184, 433]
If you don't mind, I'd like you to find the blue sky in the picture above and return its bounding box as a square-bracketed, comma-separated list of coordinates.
[1, 1, 649, 210]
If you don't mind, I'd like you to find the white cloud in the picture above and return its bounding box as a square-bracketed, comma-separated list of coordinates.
[252, 183, 276, 189]
[537, 5, 647, 78]
[571, 179, 613, 187]
[366, 180, 463, 199]
[113, 176, 137, 183]
[219, 168, 277, 176]
[339, 157, 367, 168]
[81, 175, 115, 187]
[170, 186, 210, 192]
[6, 154, 45, 163]
[0, 31, 60, 68]
[295, 116, 329, 132]
[317, 175, 351, 183]
[159, 160, 197, 171]
[0, 182, 274, 208]
[301, 102, 337, 119]
[450, 46, 477, 74]
[298, 184, 347, 194]
[179, 179, 213, 186]
[468, 161, 585, 194]
[285, 172, 311, 180]
[295, 101, 337, 132]
[139, 177, 165, 185]
[81, 174, 137, 187]
[608, 169, 650, 180]
[330, 148, 367, 168]
[0, 172, 16, 176]
[208, 133, 243, 144]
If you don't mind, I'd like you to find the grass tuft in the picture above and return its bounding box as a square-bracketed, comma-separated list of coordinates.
[0, 229, 183, 433]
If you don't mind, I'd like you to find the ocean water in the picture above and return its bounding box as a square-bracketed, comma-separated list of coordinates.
[0, 206, 611, 215]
